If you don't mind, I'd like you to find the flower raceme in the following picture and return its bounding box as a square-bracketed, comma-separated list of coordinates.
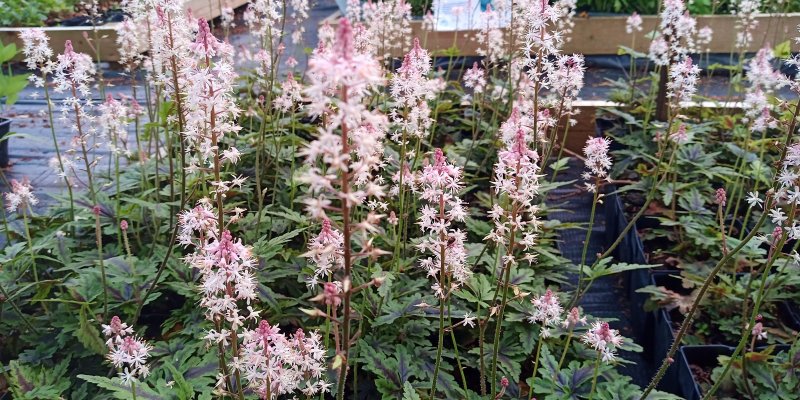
[102, 316, 152, 384]
[239, 320, 330, 399]
[582, 321, 624, 363]
[667, 56, 701, 104]
[649, 0, 697, 65]
[304, 218, 345, 286]
[416, 149, 470, 298]
[625, 12, 643, 34]
[19, 28, 53, 80]
[528, 289, 564, 338]
[582, 137, 612, 193]
[487, 124, 543, 261]
[5, 178, 38, 213]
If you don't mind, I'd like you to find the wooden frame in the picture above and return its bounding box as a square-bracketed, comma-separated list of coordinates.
[321, 12, 800, 57]
[0, 0, 249, 62]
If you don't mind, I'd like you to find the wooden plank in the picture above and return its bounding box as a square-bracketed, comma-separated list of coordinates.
[324, 12, 800, 56]
[185, 0, 250, 21]
[0, 0, 251, 62]
[0, 24, 125, 62]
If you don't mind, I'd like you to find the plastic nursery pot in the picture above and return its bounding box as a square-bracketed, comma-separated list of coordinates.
[677, 344, 792, 400]
[0, 118, 11, 168]
[778, 301, 800, 331]
[603, 186, 652, 339]
[733, 273, 800, 336]
[677, 345, 731, 400]
[648, 272, 685, 395]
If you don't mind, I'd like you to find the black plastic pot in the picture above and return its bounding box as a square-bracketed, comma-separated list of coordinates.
[678, 344, 791, 400]
[0, 118, 11, 167]
[778, 301, 800, 331]
[596, 118, 655, 342]
[647, 272, 687, 396]
[677, 345, 730, 400]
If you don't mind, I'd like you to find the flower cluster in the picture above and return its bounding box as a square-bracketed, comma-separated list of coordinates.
[734, 0, 761, 50]
[389, 38, 437, 146]
[582, 137, 612, 192]
[184, 18, 241, 174]
[348, 0, 412, 60]
[547, 54, 586, 122]
[303, 219, 345, 285]
[582, 321, 624, 363]
[5, 178, 39, 213]
[274, 73, 304, 113]
[487, 114, 543, 264]
[97, 94, 131, 156]
[102, 316, 152, 384]
[116, 18, 143, 70]
[239, 320, 330, 398]
[19, 28, 53, 83]
[464, 62, 487, 97]
[648, 0, 697, 66]
[416, 149, 470, 298]
[743, 47, 786, 132]
[667, 56, 701, 104]
[562, 307, 587, 329]
[474, 2, 507, 64]
[528, 289, 564, 337]
[696, 26, 714, 52]
[301, 19, 389, 317]
[181, 209, 258, 333]
[626, 12, 642, 34]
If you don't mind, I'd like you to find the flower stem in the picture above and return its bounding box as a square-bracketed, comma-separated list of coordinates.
[589, 351, 602, 400]
[558, 327, 574, 370]
[336, 88, 354, 400]
[527, 332, 544, 400]
[94, 210, 108, 319]
[21, 213, 37, 283]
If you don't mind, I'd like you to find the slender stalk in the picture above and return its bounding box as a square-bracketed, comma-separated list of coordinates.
[21, 213, 38, 282]
[573, 183, 600, 307]
[588, 351, 602, 400]
[557, 327, 575, 370]
[703, 229, 789, 400]
[430, 193, 448, 399]
[42, 80, 75, 227]
[527, 332, 544, 400]
[336, 87, 354, 400]
[94, 209, 108, 319]
[447, 301, 468, 393]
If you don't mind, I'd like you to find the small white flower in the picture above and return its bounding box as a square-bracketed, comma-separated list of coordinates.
[746, 191, 764, 208]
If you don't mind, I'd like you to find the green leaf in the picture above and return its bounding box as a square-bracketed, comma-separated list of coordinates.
[774, 40, 792, 59]
[164, 363, 194, 400]
[78, 375, 163, 400]
[588, 260, 659, 280]
[402, 381, 422, 400]
[76, 305, 106, 355]
[0, 42, 17, 64]
[0, 73, 28, 106]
